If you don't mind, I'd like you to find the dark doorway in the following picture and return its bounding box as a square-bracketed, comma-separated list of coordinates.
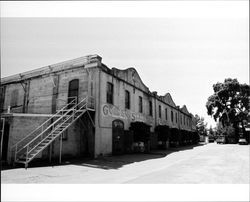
[155, 125, 170, 149]
[1, 121, 10, 161]
[78, 114, 95, 158]
[112, 120, 124, 155]
[68, 79, 79, 108]
[130, 122, 151, 153]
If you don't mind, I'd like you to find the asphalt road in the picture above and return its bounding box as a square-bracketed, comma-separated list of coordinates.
[1, 143, 249, 183]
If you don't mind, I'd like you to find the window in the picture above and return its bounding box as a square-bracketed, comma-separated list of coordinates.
[139, 96, 143, 113]
[107, 82, 113, 104]
[171, 111, 173, 122]
[159, 105, 161, 118]
[184, 116, 185, 125]
[149, 101, 153, 116]
[180, 114, 182, 124]
[176, 113, 177, 123]
[125, 90, 130, 109]
[165, 108, 168, 120]
[11, 89, 19, 107]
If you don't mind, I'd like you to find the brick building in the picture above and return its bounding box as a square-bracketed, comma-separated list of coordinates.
[0, 54, 198, 167]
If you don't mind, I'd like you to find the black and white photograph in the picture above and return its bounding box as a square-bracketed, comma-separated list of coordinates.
[1, 1, 249, 201]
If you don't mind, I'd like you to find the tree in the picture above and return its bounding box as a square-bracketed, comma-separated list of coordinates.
[195, 114, 207, 136]
[208, 125, 214, 137]
[206, 78, 250, 139]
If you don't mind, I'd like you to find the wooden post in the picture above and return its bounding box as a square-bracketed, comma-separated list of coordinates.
[59, 133, 62, 164]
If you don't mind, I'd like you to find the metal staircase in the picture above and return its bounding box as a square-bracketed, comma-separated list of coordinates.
[11, 96, 95, 168]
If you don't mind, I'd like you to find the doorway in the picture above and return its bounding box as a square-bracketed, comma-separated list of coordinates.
[112, 120, 124, 155]
[68, 79, 79, 108]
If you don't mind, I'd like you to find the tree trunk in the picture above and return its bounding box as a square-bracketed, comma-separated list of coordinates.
[233, 122, 239, 142]
[241, 121, 246, 139]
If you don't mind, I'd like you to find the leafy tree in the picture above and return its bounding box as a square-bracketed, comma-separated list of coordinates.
[206, 78, 250, 139]
[195, 114, 207, 136]
[208, 125, 214, 137]
[215, 122, 235, 137]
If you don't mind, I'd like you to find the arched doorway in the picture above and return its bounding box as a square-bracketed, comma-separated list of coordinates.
[68, 79, 79, 108]
[112, 119, 124, 155]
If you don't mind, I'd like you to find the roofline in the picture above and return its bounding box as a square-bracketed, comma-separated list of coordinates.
[99, 64, 191, 117]
[1, 54, 102, 85]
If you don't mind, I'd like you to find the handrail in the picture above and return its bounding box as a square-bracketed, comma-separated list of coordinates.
[16, 109, 71, 155]
[11, 97, 77, 152]
[22, 97, 88, 158]
[13, 95, 95, 162]
[17, 97, 85, 154]
[22, 99, 84, 151]
[27, 102, 88, 156]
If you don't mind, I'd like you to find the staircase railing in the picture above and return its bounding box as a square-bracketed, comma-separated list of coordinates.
[11, 95, 95, 163]
[26, 97, 91, 160]
[11, 97, 77, 161]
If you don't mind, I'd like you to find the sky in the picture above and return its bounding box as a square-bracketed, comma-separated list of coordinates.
[1, 1, 249, 128]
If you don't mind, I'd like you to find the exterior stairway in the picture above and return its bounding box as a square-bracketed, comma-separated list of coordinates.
[11, 96, 95, 168]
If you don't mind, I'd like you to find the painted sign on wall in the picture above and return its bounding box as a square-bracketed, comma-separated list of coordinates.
[102, 104, 153, 124]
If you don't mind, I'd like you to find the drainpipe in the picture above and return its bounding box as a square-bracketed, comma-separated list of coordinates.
[97, 68, 110, 129]
[152, 92, 157, 128]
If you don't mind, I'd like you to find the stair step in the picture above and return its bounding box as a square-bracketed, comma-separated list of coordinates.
[17, 157, 31, 162]
[15, 160, 27, 164]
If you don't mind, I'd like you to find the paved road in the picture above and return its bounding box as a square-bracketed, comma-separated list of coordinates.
[1, 143, 249, 183]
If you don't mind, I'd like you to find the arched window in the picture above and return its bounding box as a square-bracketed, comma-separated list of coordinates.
[165, 108, 168, 120]
[159, 105, 161, 118]
[106, 82, 113, 104]
[149, 101, 153, 116]
[138, 96, 143, 113]
[125, 90, 130, 109]
[68, 79, 79, 106]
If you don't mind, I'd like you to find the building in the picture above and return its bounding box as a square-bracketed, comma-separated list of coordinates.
[0, 54, 198, 167]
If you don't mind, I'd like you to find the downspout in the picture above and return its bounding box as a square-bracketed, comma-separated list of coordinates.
[154, 94, 157, 128]
[97, 67, 115, 129]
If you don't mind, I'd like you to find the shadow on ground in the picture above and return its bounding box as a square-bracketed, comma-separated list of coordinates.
[1, 143, 205, 171]
[69, 143, 205, 170]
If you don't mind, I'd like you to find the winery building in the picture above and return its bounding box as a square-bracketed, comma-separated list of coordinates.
[0, 54, 198, 167]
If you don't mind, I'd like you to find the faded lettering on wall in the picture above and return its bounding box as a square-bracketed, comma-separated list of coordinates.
[102, 104, 153, 124]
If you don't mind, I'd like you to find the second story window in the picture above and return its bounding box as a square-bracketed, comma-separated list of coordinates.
[149, 101, 153, 116]
[107, 82, 113, 104]
[171, 111, 173, 122]
[159, 105, 161, 118]
[176, 112, 178, 123]
[125, 90, 130, 109]
[165, 108, 168, 120]
[139, 96, 143, 113]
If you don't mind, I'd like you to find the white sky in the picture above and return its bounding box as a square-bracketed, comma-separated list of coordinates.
[1, 1, 249, 128]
